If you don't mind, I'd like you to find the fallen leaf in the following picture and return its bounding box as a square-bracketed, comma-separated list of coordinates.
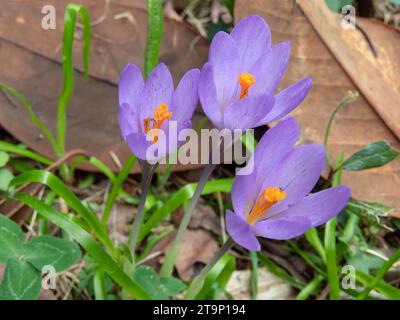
[0, 0, 208, 174]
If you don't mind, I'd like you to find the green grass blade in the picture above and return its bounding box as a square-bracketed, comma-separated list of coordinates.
[138, 178, 233, 241]
[9, 170, 115, 254]
[257, 252, 305, 290]
[145, 0, 164, 78]
[194, 254, 235, 300]
[296, 275, 324, 300]
[57, 4, 91, 154]
[356, 270, 400, 300]
[0, 141, 52, 165]
[250, 251, 258, 299]
[0, 84, 59, 156]
[12, 192, 151, 300]
[305, 228, 326, 262]
[102, 154, 137, 224]
[357, 248, 400, 299]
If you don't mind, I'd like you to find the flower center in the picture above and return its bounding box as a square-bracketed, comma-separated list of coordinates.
[246, 187, 286, 225]
[143, 103, 172, 143]
[238, 73, 255, 99]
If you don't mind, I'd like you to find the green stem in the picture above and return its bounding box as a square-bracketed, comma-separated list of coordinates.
[128, 160, 156, 263]
[324, 169, 342, 300]
[160, 163, 216, 276]
[185, 238, 234, 300]
[323, 91, 358, 168]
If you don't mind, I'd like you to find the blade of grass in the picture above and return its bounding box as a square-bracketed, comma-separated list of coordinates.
[0, 141, 52, 166]
[102, 154, 137, 224]
[194, 254, 236, 300]
[296, 275, 324, 300]
[144, 0, 164, 78]
[323, 91, 359, 168]
[357, 248, 400, 299]
[249, 251, 258, 299]
[356, 270, 400, 300]
[9, 170, 115, 254]
[0, 84, 59, 155]
[12, 192, 150, 300]
[57, 3, 91, 155]
[93, 269, 107, 300]
[305, 228, 326, 262]
[257, 252, 305, 290]
[324, 169, 342, 300]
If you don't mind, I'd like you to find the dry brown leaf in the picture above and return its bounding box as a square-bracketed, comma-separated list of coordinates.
[235, 0, 400, 208]
[0, 0, 208, 173]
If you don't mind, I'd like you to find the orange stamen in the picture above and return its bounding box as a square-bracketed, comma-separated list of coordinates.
[238, 73, 255, 99]
[246, 187, 286, 225]
[143, 103, 172, 143]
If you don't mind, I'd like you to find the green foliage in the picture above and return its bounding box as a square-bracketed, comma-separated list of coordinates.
[58, 4, 91, 156]
[0, 215, 25, 263]
[23, 236, 81, 272]
[0, 215, 81, 300]
[194, 254, 236, 300]
[133, 266, 185, 300]
[0, 168, 14, 191]
[0, 151, 9, 167]
[145, 0, 164, 78]
[341, 141, 399, 171]
[325, 0, 354, 12]
[0, 260, 42, 300]
[12, 192, 150, 300]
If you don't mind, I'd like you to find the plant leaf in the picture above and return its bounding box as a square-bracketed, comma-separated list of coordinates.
[341, 141, 399, 171]
[0, 215, 24, 263]
[133, 266, 185, 300]
[0, 259, 41, 300]
[23, 236, 81, 273]
[12, 192, 151, 300]
[0, 151, 9, 167]
[0, 168, 14, 191]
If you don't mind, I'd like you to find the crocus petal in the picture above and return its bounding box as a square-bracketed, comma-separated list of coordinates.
[232, 117, 299, 217]
[250, 41, 291, 96]
[223, 94, 275, 130]
[171, 68, 200, 122]
[266, 144, 326, 216]
[272, 186, 351, 227]
[119, 64, 144, 109]
[230, 15, 271, 70]
[209, 32, 240, 108]
[258, 77, 313, 125]
[125, 132, 153, 161]
[118, 103, 139, 140]
[157, 119, 192, 161]
[226, 210, 261, 251]
[139, 63, 174, 121]
[198, 63, 224, 129]
[252, 216, 311, 240]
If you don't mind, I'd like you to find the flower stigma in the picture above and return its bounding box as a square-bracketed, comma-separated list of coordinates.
[246, 187, 286, 225]
[238, 73, 255, 99]
[143, 103, 172, 143]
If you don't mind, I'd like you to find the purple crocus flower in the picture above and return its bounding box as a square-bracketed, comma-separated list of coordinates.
[199, 15, 312, 130]
[226, 118, 351, 251]
[118, 63, 200, 162]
